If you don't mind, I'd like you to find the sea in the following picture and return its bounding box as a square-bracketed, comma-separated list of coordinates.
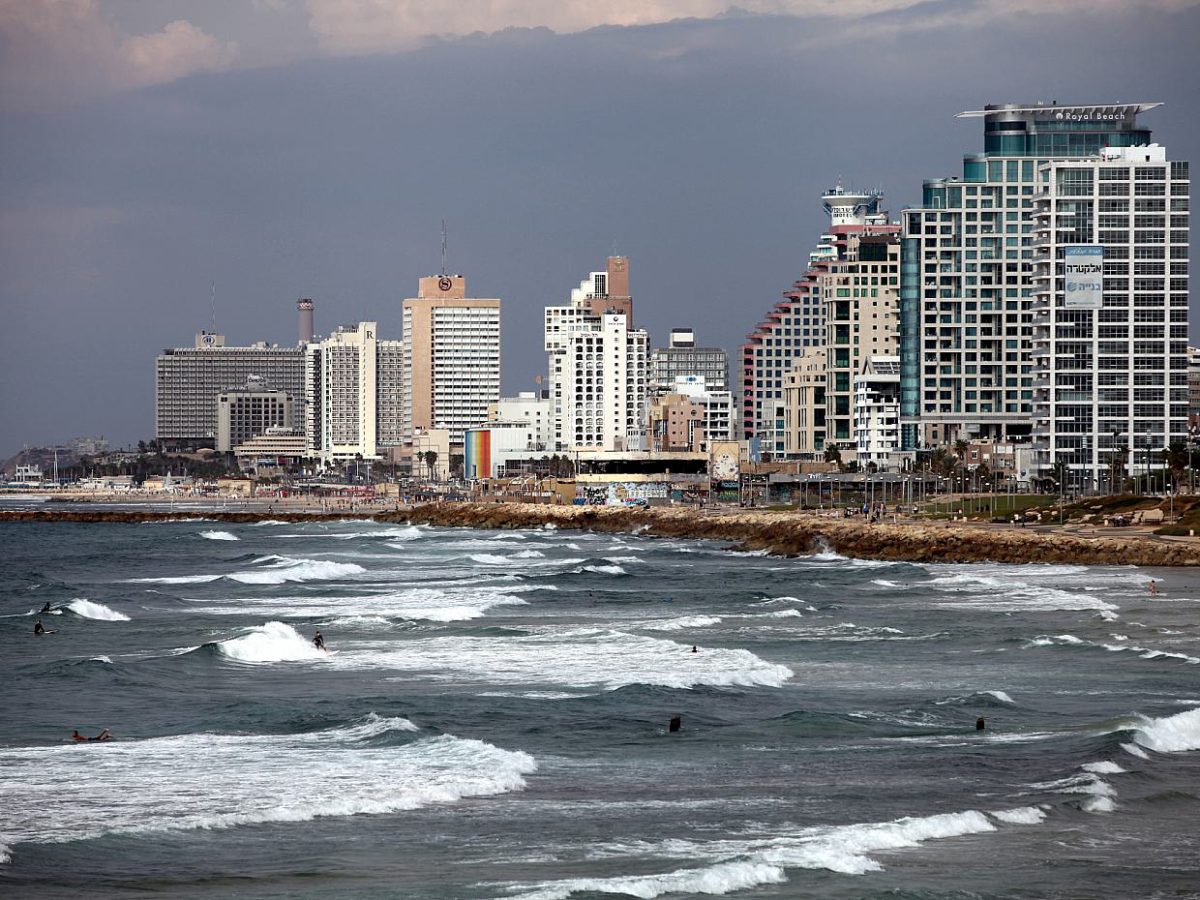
[2, 506, 1199, 899]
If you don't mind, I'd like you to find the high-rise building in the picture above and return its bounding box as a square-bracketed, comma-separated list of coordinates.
[216, 377, 294, 453]
[155, 332, 304, 450]
[781, 348, 827, 458]
[401, 275, 501, 443]
[900, 102, 1164, 451]
[649, 329, 728, 395]
[544, 257, 648, 452]
[854, 356, 902, 468]
[304, 322, 388, 463]
[648, 376, 734, 452]
[741, 186, 887, 455]
[1030, 143, 1189, 489]
[817, 222, 901, 454]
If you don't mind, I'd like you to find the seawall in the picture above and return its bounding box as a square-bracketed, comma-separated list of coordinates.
[4, 503, 1199, 567]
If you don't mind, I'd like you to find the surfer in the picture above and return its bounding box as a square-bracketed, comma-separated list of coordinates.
[313, 630, 326, 651]
[1147, 579, 1159, 596]
[72, 729, 112, 742]
[33, 619, 54, 635]
[40, 602, 52, 613]
[691, 645, 698, 653]
[976, 717, 986, 731]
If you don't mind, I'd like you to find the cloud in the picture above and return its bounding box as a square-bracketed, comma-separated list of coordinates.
[303, 0, 1200, 54]
[121, 20, 238, 86]
[0, 0, 236, 108]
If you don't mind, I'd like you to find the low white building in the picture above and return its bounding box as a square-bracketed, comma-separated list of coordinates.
[854, 356, 901, 468]
[464, 420, 543, 479]
[488, 392, 552, 452]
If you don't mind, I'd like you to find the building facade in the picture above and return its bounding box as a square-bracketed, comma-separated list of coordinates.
[401, 275, 501, 443]
[854, 356, 902, 468]
[545, 258, 648, 452]
[900, 102, 1164, 452]
[741, 186, 887, 455]
[155, 333, 304, 450]
[648, 376, 734, 452]
[650, 329, 728, 395]
[216, 379, 294, 453]
[488, 392, 553, 452]
[1030, 143, 1189, 489]
[781, 347, 827, 457]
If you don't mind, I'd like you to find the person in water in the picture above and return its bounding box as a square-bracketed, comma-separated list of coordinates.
[313, 631, 326, 651]
[34, 619, 50, 635]
[1148, 579, 1159, 596]
[40, 602, 52, 613]
[72, 729, 112, 742]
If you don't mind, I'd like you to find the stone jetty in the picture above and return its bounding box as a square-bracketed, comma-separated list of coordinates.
[4, 502, 1199, 566]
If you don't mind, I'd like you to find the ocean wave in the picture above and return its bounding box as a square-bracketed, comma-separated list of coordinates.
[1029, 772, 1116, 813]
[989, 806, 1046, 825]
[216, 621, 329, 663]
[1133, 705, 1200, 753]
[1027, 634, 1199, 665]
[648, 615, 724, 631]
[200, 531, 239, 541]
[330, 629, 793, 691]
[504, 860, 786, 900]
[582, 564, 627, 576]
[0, 716, 536, 863]
[511, 806, 1024, 896]
[65, 598, 130, 622]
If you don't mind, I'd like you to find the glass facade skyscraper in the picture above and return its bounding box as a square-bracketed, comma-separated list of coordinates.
[900, 102, 1165, 452]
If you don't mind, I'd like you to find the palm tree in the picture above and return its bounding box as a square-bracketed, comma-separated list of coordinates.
[423, 450, 439, 480]
[1163, 442, 1188, 491]
[823, 445, 843, 470]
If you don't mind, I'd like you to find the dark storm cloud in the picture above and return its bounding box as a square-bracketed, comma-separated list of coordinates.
[1, 7, 1197, 448]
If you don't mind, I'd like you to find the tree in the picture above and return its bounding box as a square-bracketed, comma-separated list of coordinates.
[423, 450, 439, 480]
[1163, 442, 1188, 491]
[823, 445, 843, 470]
[450, 454, 464, 479]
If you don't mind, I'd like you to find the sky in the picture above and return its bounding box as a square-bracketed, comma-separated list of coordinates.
[1, 0, 1198, 452]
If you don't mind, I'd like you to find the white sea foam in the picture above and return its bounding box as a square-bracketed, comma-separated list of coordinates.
[1081, 761, 1126, 775]
[504, 860, 787, 899]
[649, 615, 724, 631]
[251, 519, 288, 526]
[200, 530, 239, 541]
[0, 715, 535, 863]
[185, 584, 528, 622]
[989, 807, 1046, 825]
[1120, 742, 1150, 759]
[1133, 705, 1200, 753]
[90, 656, 113, 664]
[871, 579, 899, 588]
[929, 570, 1116, 612]
[327, 615, 393, 629]
[65, 598, 130, 621]
[331, 629, 793, 691]
[217, 621, 329, 663]
[984, 690, 1014, 704]
[758, 609, 804, 619]
[582, 564, 627, 576]
[228, 556, 366, 585]
[1030, 773, 1116, 813]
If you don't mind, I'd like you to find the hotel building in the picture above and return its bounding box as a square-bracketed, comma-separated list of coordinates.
[899, 102, 1166, 451]
[544, 257, 648, 452]
[650, 329, 728, 395]
[1030, 142, 1189, 488]
[401, 275, 501, 443]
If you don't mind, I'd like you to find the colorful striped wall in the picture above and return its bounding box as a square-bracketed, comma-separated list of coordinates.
[463, 429, 492, 480]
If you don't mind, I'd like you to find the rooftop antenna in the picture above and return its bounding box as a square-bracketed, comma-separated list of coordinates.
[441, 219, 448, 276]
[210, 280, 217, 332]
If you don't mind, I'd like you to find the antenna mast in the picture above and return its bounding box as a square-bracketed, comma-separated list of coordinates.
[441, 219, 448, 276]
[210, 281, 217, 332]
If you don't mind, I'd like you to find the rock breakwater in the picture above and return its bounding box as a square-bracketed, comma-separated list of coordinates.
[3, 503, 1199, 566]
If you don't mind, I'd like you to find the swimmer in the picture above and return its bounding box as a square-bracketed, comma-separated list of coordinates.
[1148, 579, 1159, 596]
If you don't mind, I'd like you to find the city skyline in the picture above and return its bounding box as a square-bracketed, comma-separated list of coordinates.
[2, 1, 1198, 451]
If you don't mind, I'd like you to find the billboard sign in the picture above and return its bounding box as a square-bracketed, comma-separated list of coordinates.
[1063, 245, 1103, 310]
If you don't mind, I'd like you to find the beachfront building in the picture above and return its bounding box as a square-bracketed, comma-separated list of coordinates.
[544, 257, 649, 452]
[647, 376, 735, 453]
[781, 348, 827, 458]
[401, 275, 501, 443]
[488, 392, 553, 452]
[817, 222, 901, 458]
[1030, 142, 1189, 491]
[216, 377, 294, 453]
[649, 329, 728, 396]
[899, 102, 1166, 452]
[854, 356, 902, 469]
[741, 186, 888, 456]
[155, 332, 304, 451]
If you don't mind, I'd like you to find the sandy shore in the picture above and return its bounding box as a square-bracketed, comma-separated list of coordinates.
[3, 501, 1199, 567]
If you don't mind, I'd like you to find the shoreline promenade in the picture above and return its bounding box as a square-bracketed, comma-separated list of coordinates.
[4, 500, 1199, 567]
